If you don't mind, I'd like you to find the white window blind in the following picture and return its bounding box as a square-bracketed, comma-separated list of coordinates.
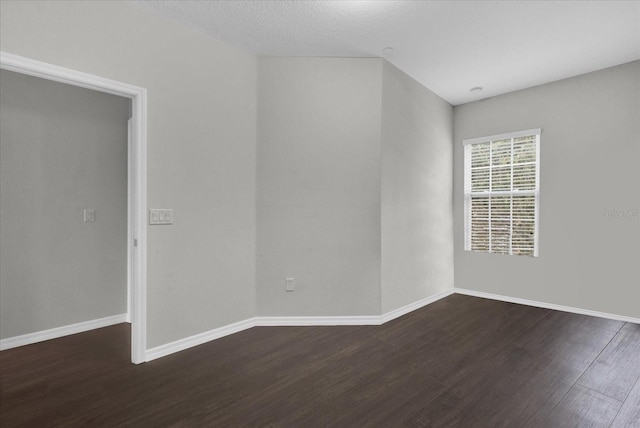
[463, 129, 540, 257]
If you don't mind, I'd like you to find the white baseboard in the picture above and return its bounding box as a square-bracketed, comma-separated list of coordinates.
[145, 317, 256, 362]
[145, 289, 455, 362]
[380, 289, 455, 324]
[5, 288, 635, 362]
[0, 313, 128, 351]
[145, 316, 381, 362]
[254, 315, 381, 326]
[254, 290, 454, 328]
[454, 288, 640, 324]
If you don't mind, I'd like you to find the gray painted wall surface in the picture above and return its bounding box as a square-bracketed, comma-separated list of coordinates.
[257, 57, 382, 316]
[0, 0, 257, 348]
[381, 61, 454, 313]
[453, 61, 640, 318]
[0, 69, 129, 339]
[3, 0, 636, 352]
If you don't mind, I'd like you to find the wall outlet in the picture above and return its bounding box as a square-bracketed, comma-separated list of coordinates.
[83, 209, 95, 223]
[285, 278, 295, 292]
[149, 209, 173, 225]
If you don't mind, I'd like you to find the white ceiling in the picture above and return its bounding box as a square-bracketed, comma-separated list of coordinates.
[139, 0, 640, 105]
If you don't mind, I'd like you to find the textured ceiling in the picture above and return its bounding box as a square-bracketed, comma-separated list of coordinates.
[138, 0, 640, 105]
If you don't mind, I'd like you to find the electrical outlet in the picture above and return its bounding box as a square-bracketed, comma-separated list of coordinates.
[83, 209, 95, 223]
[286, 278, 295, 292]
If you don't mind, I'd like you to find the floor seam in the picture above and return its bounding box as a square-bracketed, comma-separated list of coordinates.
[546, 322, 625, 420]
[574, 382, 625, 403]
[433, 304, 554, 426]
[607, 365, 640, 428]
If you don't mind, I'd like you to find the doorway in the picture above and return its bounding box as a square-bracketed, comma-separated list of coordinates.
[0, 51, 147, 364]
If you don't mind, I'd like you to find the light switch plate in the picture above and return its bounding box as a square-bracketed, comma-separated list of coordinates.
[84, 209, 95, 223]
[149, 209, 173, 225]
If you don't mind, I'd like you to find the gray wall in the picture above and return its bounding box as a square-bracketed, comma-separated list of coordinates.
[0, 0, 257, 348]
[257, 57, 383, 316]
[0, 69, 129, 339]
[5, 0, 634, 352]
[381, 61, 454, 313]
[453, 61, 640, 319]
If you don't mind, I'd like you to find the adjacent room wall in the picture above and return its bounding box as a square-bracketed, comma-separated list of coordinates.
[0, 69, 129, 339]
[0, 0, 257, 348]
[453, 61, 640, 319]
[381, 61, 454, 313]
[257, 57, 383, 316]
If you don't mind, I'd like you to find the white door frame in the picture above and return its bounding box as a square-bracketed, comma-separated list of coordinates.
[0, 51, 148, 364]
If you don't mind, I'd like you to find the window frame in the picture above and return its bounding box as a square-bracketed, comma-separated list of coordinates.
[463, 128, 541, 257]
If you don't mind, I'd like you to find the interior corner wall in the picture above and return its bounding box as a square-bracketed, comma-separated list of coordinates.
[0, 69, 129, 339]
[380, 61, 454, 313]
[257, 57, 383, 316]
[0, 0, 257, 348]
[453, 61, 640, 319]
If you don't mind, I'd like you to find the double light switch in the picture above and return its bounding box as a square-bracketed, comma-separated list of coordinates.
[149, 209, 173, 225]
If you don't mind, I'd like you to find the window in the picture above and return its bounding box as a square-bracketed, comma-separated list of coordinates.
[464, 129, 540, 256]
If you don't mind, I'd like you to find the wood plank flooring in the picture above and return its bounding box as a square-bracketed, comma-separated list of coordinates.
[1, 294, 639, 427]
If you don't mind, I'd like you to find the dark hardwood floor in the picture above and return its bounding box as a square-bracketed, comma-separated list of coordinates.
[1, 294, 639, 427]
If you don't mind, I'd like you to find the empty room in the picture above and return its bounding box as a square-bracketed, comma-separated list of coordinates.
[0, 1, 638, 426]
